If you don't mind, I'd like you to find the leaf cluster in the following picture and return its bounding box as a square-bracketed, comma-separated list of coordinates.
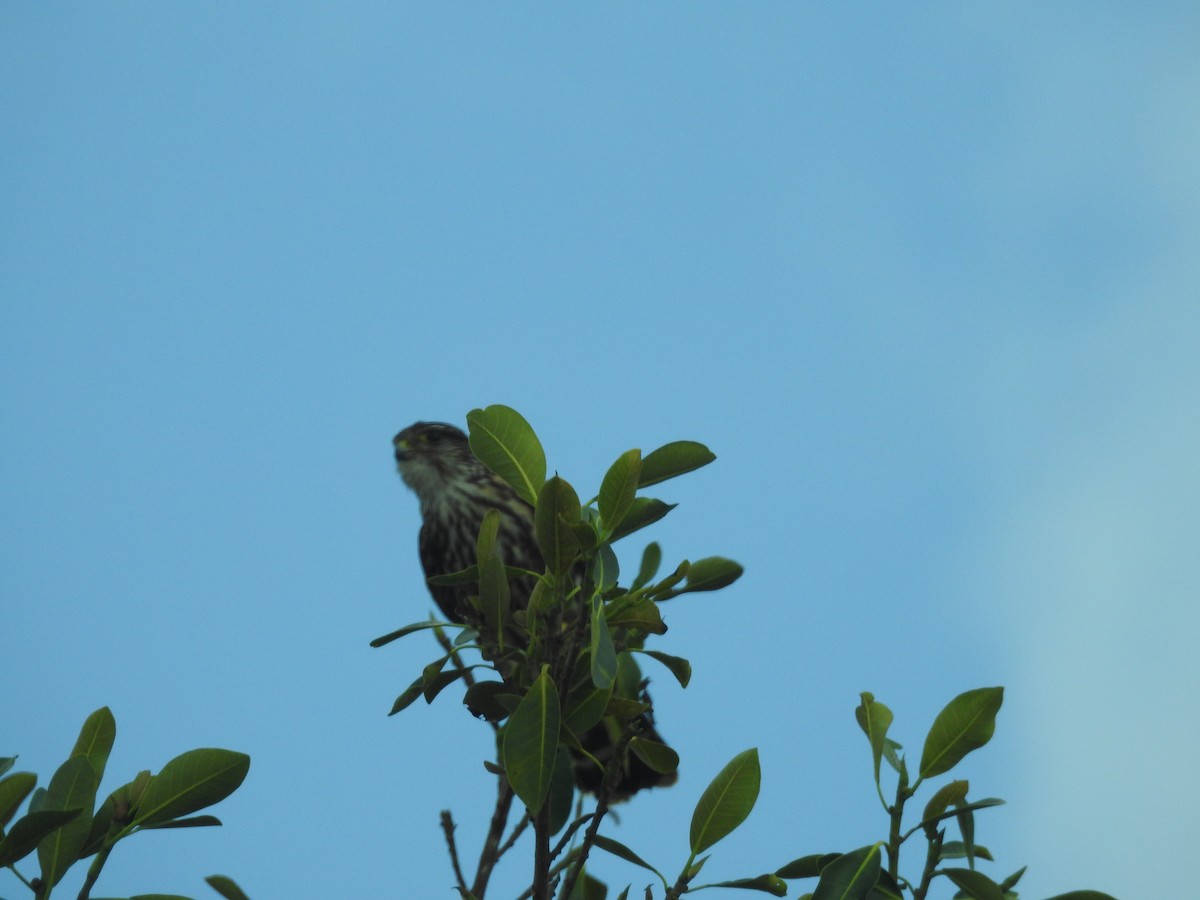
[374, 405, 743, 899]
[0, 708, 250, 900]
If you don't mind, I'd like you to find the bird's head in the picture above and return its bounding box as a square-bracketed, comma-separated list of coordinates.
[393, 421, 479, 500]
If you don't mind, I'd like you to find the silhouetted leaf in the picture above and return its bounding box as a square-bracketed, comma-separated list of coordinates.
[636, 650, 691, 688]
[629, 737, 678, 775]
[941, 867, 1005, 900]
[0, 772, 36, 828]
[206, 874, 251, 900]
[702, 874, 787, 895]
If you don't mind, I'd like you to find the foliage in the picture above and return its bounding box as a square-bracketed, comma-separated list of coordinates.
[373, 406, 1114, 900]
[0, 708, 249, 900]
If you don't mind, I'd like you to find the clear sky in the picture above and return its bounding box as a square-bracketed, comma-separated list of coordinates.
[3, 5, 1197, 899]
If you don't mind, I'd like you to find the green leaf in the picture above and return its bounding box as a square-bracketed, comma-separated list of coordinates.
[701, 874, 788, 895]
[629, 737, 678, 775]
[689, 748, 761, 854]
[0, 757, 14, 778]
[389, 674, 426, 715]
[599, 449, 642, 538]
[907, 798, 1004, 840]
[677, 557, 743, 594]
[425, 565, 480, 587]
[140, 814, 222, 829]
[502, 668, 560, 813]
[464, 681, 513, 722]
[590, 601, 617, 689]
[631, 542, 662, 591]
[810, 844, 881, 900]
[638, 441, 715, 488]
[37, 754, 97, 887]
[592, 834, 667, 887]
[133, 749, 250, 828]
[0, 808, 82, 868]
[563, 683, 613, 736]
[371, 619, 454, 648]
[939, 841, 993, 862]
[424, 665, 479, 704]
[1042, 893, 1119, 900]
[206, 874, 252, 900]
[590, 543, 619, 592]
[466, 405, 546, 505]
[635, 650, 691, 688]
[610, 499, 676, 544]
[919, 687, 1003, 780]
[535, 476, 581, 576]
[774, 854, 839, 879]
[921, 780, 968, 828]
[479, 556, 511, 649]
[940, 867, 1005, 900]
[605, 596, 666, 635]
[854, 693, 893, 791]
[547, 750, 575, 836]
[998, 866, 1026, 892]
[70, 707, 116, 787]
[0, 771, 37, 828]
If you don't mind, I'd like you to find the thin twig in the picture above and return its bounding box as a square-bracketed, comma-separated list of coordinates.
[440, 810, 471, 897]
[498, 809, 531, 858]
[549, 812, 594, 863]
[512, 850, 579, 900]
[470, 743, 515, 899]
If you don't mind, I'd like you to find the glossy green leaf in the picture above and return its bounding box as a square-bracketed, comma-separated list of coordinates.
[599, 449, 642, 537]
[592, 834, 667, 887]
[921, 780, 968, 827]
[609, 498, 676, 543]
[466, 405, 546, 505]
[389, 674, 426, 715]
[919, 687, 1003, 780]
[590, 543, 619, 592]
[140, 814, 222, 829]
[590, 601, 617, 689]
[635, 650, 691, 688]
[629, 737, 678, 775]
[548, 750, 575, 836]
[854, 693, 892, 790]
[563, 683, 613, 736]
[0, 772, 36, 828]
[632, 542, 662, 590]
[535, 476, 581, 576]
[479, 556, 511, 648]
[0, 808, 81, 868]
[605, 596, 667, 635]
[206, 874, 252, 900]
[71, 707, 116, 787]
[371, 619, 455, 648]
[678, 557, 743, 594]
[941, 868, 1005, 900]
[810, 844, 881, 900]
[775, 853, 839, 879]
[37, 754, 97, 887]
[638, 441, 715, 487]
[689, 748, 761, 854]
[502, 668, 560, 813]
[702, 874, 788, 895]
[133, 749, 250, 828]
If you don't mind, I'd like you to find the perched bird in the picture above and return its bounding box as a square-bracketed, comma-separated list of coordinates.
[394, 420, 676, 799]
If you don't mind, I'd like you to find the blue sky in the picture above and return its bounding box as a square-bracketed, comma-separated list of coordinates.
[3, 5, 1197, 899]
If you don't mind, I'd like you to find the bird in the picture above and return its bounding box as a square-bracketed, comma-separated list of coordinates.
[393, 420, 676, 799]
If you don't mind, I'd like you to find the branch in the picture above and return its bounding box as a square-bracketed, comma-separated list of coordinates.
[440, 810, 471, 897]
[470, 757, 516, 899]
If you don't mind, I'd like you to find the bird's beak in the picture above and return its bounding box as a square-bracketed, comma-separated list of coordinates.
[393, 435, 411, 463]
